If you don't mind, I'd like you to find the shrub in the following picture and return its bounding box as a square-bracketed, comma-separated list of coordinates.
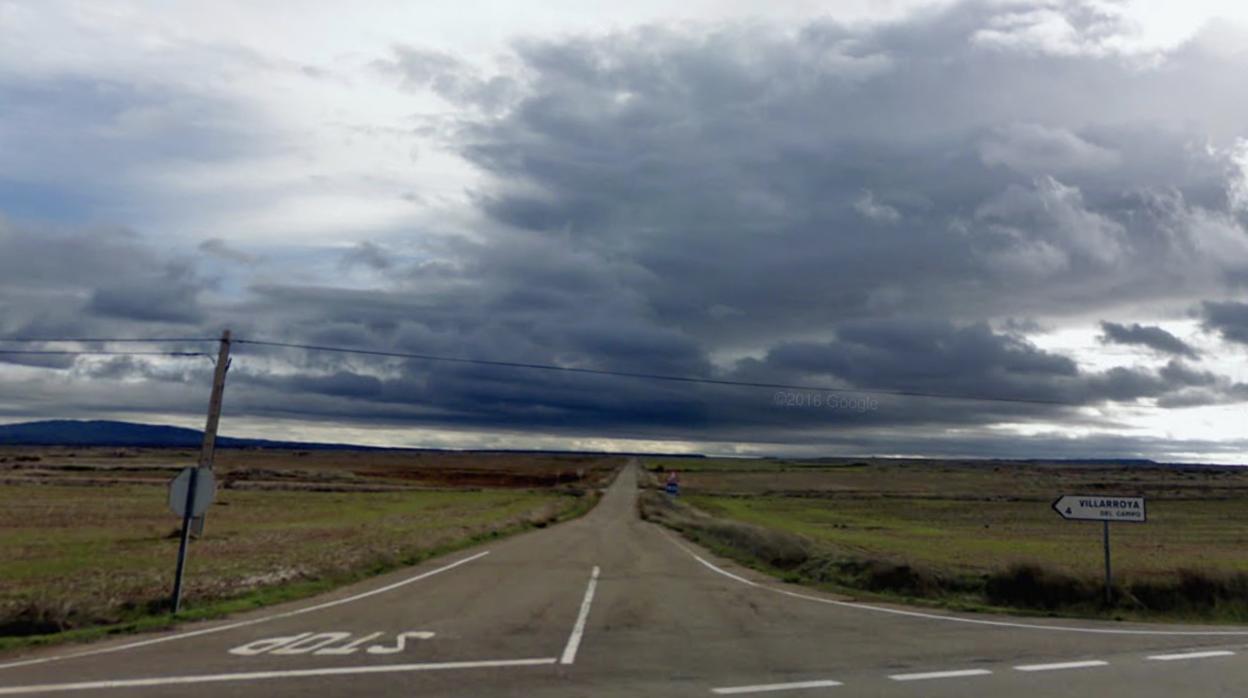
[985, 563, 1096, 610]
[1129, 569, 1248, 613]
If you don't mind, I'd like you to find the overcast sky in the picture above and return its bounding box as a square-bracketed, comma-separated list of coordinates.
[3, 0, 1248, 460]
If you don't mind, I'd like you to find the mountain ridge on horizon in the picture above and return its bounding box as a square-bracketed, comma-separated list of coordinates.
[0, 419, 371, 450]
[6, 420, 1233, 466]
[0, 420, 709, 457]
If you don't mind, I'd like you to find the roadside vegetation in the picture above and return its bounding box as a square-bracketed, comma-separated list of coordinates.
[642, 457, 1248, 622]
[0, 448, 616, 650]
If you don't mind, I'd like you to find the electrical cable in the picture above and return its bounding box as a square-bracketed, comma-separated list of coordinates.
[233, 337, 1078, 407]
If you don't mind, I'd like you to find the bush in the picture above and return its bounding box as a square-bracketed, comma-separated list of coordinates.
[1129, 569, 1248, 613]
[862, 561, 940, 596]
[985, 563, 1096, 610]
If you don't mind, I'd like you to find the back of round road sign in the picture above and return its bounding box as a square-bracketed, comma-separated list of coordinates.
[169, 467, 216, 518]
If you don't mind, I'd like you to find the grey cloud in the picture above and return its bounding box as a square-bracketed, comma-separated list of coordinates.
[374, 46, 517, 112]
[731, 319, 1230, 409]
[0, 219, 213, 333]
[1203, 301, 1248, 345]
[447, 2, 1248, 350]
[0, 353, 76, 370]
[199, 238, 259, 264]
[1100, 321, 1200, 358]
[0, 76, 273, 226]
[339, 241, 393, 271]
[968, 3, 1125, 57]
[852, 190, 901, 224]
[86, 260, 209, 324]
[979, 123, 1120, 175]
[88, 282, 203, 323]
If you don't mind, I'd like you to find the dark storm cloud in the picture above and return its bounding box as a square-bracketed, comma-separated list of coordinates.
[438, 2, 1248, 347]
[87, 263, 208, 323]
[1202, 302, 1248, 346]
[732, 319, 1235, 408]
[0, 218, 214, 335]
[5, 1, 1248, 458]
[1099, 321, 1200, 359]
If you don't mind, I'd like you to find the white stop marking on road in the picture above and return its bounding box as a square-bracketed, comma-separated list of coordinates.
[229, 631, 436, 656]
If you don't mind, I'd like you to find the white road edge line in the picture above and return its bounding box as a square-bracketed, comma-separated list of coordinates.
[0, 550, 492, 671]
[711, 679, 842, 694]
[888, 669, 993, 682]
[0, 658, 557, 696]
[658, 530, 1248, 637]
[1014, 660, 1108, 672]
[560, 566, 600, 665]
[1147, 650, 1236, 661]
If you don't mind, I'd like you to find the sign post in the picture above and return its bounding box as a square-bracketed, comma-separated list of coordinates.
[664, 470, 680, 496]
[1103, 520, 1112, 605]
[1052, 494, 1146, 605]
[168, 466, 216, 613]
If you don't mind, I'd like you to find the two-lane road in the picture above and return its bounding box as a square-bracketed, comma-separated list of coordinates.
[5, 460, 1248, 697]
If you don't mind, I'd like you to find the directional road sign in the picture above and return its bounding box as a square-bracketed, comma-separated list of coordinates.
[1052, 494, 1145, 523]
[169, 467, 216, 518]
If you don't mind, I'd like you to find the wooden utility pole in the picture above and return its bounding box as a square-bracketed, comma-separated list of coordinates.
[190, 329, 231, 538]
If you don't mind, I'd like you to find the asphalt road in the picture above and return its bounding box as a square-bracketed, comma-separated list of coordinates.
[5, 460, 1248, 697]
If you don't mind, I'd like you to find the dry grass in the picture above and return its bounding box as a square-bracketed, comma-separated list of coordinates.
[642, 457, 1248, 621]
[0, 450, 620, 640]
[0, 446, 620, 490]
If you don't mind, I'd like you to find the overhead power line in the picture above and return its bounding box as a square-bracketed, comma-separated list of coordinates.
[233, 338, 1079, 408]
[0, 337, 217, 344]
[0, 338, 217, 359]
[0, 350, 210, 357]
[0, 334, 1085, 407]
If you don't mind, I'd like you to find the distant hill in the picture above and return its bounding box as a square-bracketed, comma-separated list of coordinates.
[0, 420, 706, 457]
[0, 420, 360, 449]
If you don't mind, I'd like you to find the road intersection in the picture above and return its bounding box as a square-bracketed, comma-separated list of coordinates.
[4, 461, 1248, 697]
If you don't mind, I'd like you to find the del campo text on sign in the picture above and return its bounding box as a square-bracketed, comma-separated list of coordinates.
[1051, 495, 1146, 523]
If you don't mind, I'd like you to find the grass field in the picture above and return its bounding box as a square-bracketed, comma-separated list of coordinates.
[684, 495, 1248, 577]
[642, 457, 1248, 621]
[0, 449, 617, 649]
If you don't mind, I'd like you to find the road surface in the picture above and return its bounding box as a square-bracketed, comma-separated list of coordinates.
[4, 460, 1248, 697]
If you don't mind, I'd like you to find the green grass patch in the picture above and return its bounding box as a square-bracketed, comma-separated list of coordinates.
[640, 488, 1248, 623]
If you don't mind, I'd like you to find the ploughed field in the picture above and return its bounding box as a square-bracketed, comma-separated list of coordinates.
[0, 447, 619, 648]
[641, 456, 1248, 621]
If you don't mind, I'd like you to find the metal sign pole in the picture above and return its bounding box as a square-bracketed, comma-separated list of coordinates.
[1052, 494, 1143, 606]
[1103, 520, 1112, 605]
[171, 467, 200, 614]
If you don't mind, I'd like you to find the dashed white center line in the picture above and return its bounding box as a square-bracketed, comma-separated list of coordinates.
[560, 565, 600, 665]
[710, 679, 842, 694]
[1147, 650, 1236, 662]
[1014, 660, 1108, 672]
[888, 669, 992, 682]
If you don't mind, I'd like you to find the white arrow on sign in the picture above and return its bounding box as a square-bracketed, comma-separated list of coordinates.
[1052, 494, 1146, 523]
[169, 467, 216, 518]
